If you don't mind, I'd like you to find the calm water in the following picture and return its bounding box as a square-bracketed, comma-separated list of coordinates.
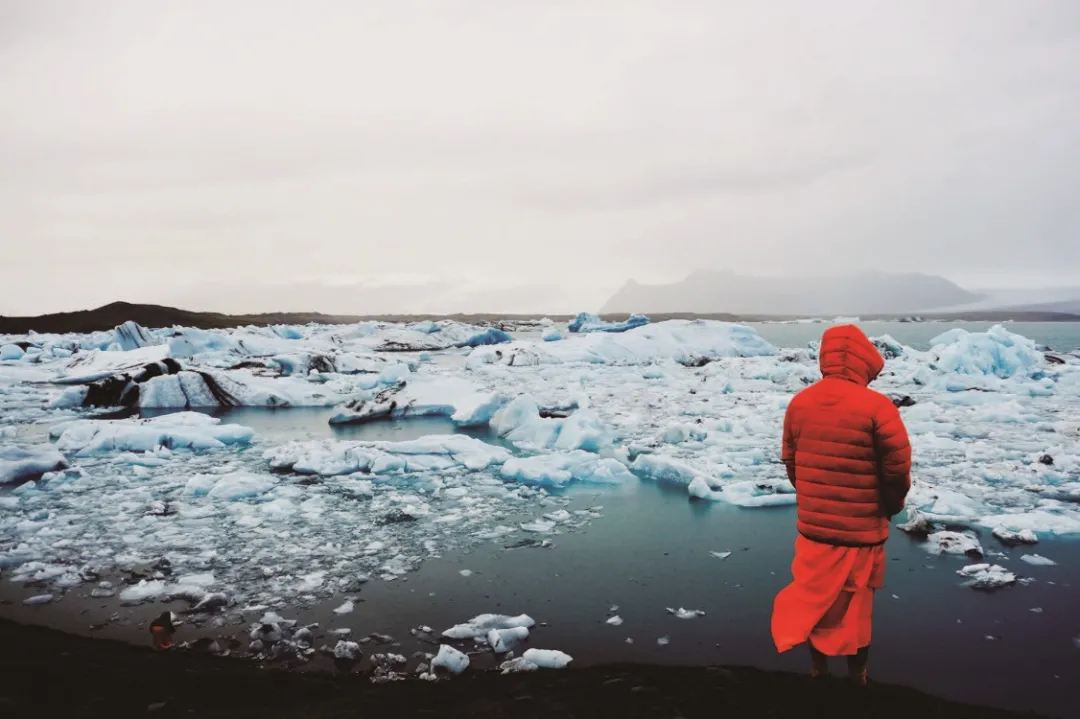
[751, 321, 1080, 352]
[8, 474, 1076, 717]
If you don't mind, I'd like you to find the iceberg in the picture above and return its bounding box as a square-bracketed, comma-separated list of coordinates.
[50, 412, 254, 456]
[431, 644, 469, 674]
[468, 320, 775, 367]
[500, 452, 634, 488]
[490, 395, 610, 452]
[113, 321, 158, 351]
[957, 564, 1017, 590]
[328, 378, 509, 427]
[521, 648, 573, 668]
[542, 327, 563, 342]
[264, 435, 511, 477]
[0, 446, 69, 485]
[54, 345, 172, 384]
[487, 626, 529, 653]
[568, 312, 649, 334]
[0, 344, 26, 361]
[442, 613, 535, 640]
[929, 325, 1045, 379]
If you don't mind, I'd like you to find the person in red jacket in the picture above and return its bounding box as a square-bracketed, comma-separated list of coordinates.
[771, 324, 912, 685]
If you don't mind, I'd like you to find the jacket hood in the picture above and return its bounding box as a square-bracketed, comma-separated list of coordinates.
[818, 324, 884, 386]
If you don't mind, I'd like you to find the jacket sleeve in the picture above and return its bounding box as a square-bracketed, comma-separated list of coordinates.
[873, 399, 912, 517]
[781, 404, 797, 485]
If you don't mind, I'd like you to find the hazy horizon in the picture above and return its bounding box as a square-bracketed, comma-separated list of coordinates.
[3, 1, 1080, 315]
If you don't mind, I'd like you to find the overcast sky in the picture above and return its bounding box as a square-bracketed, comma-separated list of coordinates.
[2, 0, 1079, 315]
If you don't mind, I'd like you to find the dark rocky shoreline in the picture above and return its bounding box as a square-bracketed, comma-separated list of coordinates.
[0, 617, 1049, 719]
[2, 300, 1078, 334]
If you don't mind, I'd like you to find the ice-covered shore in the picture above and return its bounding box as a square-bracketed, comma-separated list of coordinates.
[1, 318, 1078, 615]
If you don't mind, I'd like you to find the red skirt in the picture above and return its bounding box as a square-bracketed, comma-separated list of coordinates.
[771, 534, 885, 656]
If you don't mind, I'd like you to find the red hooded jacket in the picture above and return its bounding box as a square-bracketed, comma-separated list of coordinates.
[782, 325, 912, 546]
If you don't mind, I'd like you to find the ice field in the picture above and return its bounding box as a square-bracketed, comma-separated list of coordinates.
[1, 316, 1078, 706]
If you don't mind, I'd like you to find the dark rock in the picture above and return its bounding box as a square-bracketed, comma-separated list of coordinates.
[150, 558, 173, 576]
[1038, 454, 1054, 466]
[891, 395, 917, 408]
[377, 509, 417, 525]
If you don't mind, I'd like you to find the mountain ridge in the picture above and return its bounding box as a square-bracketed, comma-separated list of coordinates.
[600, 271, 983, 315]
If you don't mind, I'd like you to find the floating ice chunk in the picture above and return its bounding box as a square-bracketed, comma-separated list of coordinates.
[119, 579, 168, 603]
[657, 636, 670, 646]
[490, 395, 610, 452]
[487, 626, 529, 653]
[0, 446, 69, 485]
[977, 511, 1080, 536]
[631, 454, 699, 486]
[333, 640, 362, 661]
[458, 569, 473, 577]
[431, 644, 470, 674]
[925, 531, 983, 557]
[605, 615, 623, 626]
[265, 435, 510, 477]
[499, 657, 539, 674]
[1020, 554, 1057, 567]
[688, 476, 721, 500]
[202, 472, 276, 501]
[709, 551, 732, 560]
[451, 392, 509, 428]
[113, 321, 158, 351]
[662, 424, 706, 444]
[469, 320, 775, 367]
[500, 452, 632, 489]
[442, 613, 535, 640]
[929, 325, 1045, 379]
[51, 412, 254, 456]
[521, 648, 573, 669]
[329, 377, 506, 426]
[667, 607, 705, 619]
[957, 564, 1017, 590]
[542, 327, 563, 342]
[568, 312, 649, 334]
[1, 344, 26, 361]
[553, 409, 609, 452]
[520, 518, 557, 533]
[22, 594, 53, 605]
[191, 592, 228, 612]
[718, 481, 797, 508]
[55, 344, 171, 383]
[333, 600, 355, 614]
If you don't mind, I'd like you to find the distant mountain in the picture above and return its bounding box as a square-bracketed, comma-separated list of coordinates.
[599, 271, 982, 316]
[926, 287, 1080, 314]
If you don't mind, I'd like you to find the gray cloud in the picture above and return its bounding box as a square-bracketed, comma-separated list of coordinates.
[2, 0, 1079, 315]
